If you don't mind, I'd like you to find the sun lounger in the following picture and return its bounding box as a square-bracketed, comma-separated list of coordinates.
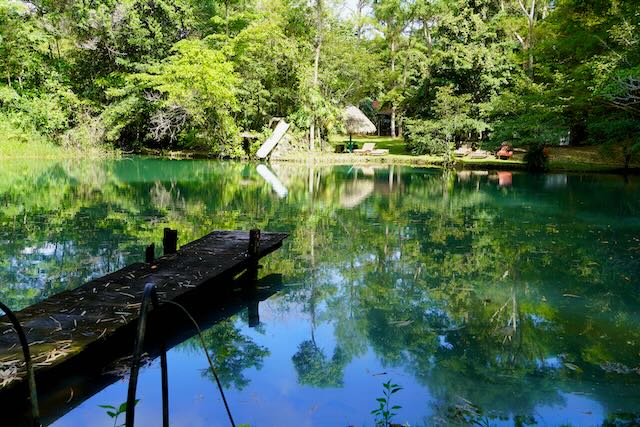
[454, 146, 471, 157]
[352, 142, 388, 155]
[353, 142, 376, 154]
[496, 145, 513, 159]
[470, 150, 488, 159]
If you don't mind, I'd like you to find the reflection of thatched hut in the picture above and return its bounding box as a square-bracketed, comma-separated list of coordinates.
[340, 180, 374, 209]
[344, 105, 377, 144]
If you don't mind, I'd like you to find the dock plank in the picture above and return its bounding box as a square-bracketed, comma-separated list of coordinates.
[0, 230, 287, 390]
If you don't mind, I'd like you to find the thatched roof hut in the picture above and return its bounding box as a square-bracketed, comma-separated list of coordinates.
[344, 105, 376, 136]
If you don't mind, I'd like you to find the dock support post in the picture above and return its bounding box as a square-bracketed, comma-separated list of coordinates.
[145, 243, 155, 263]
[248, 229, 261, 257]
[246, 229, 261, 327]
[163, 228, 178, 255]
[247, 229, 261, 282]
[248, 300, 260, 327]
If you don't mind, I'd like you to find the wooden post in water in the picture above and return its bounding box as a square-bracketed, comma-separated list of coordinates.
[247, 229, 261, 281]
[163, 228, 178, 255]
[249, 229, 261, 257]
[247, 300, 260, 327]
[145, 244, 155, 263]
[246, 229, 261, 326]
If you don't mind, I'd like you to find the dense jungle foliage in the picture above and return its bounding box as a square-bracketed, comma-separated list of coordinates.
[0, 0, 639, 160]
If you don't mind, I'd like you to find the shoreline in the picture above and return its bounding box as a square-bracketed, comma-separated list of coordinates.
[135, 149, 640, 173]
[134, 144, 640, 173]
[2, 145, 637, 174]
[269, 153, 640, 174]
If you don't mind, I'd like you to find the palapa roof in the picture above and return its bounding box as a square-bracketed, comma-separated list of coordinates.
[344, 105, 377, 135]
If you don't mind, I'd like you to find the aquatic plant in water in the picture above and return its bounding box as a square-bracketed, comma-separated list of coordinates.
[99, 400, 138, 427]
[372, 379, 403, 427]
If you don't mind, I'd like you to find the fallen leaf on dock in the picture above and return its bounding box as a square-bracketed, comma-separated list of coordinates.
[0, 363, 19, 387]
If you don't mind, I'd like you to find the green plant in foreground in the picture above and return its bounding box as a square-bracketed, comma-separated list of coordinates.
[98, 400, 252, 427]
[99, 400, 138, 427]
[372, 379, 403, 427]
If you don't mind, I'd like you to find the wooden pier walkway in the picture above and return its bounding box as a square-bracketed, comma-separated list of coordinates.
[0, 230, 288, 409]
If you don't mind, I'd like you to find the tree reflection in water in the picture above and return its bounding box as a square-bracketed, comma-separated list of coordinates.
[1, 158, 639, 425]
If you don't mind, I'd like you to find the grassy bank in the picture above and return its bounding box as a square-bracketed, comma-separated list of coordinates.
[0, 134, 117, 159]
[3, 130, 636, 173]
[0, 115, 118, 159]
[273, 135, 638, 172]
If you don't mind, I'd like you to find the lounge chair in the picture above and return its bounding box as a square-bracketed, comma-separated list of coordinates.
[370, 148, 389, 156]
[454, 146, 472, 157]
[353, 142, 389, 156]
[496, 145, 513, 160]
[470, 150, 488, 159]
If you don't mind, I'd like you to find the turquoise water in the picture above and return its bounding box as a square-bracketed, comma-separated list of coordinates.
[1, 158, 639, 426]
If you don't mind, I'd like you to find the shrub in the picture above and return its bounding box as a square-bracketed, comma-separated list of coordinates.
[524, 142, 549, 172]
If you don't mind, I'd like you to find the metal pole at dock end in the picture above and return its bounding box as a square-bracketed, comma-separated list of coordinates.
[125, 283, 169, 427]
[0, 301, 40, 427]
[163, 228, 178, 255]
[145, 243, 155, 263]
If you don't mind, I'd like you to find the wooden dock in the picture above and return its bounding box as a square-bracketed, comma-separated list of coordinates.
[0, 230, 287, 423]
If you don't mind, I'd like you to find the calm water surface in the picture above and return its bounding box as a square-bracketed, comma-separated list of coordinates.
[1, 158, 639, 426]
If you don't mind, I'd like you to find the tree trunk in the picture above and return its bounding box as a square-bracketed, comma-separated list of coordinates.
[569, 121, 586, 146]
[423, 24, 433, 52]
[390, 107, 396, 138]
[516, 0, 536, 78]
[355, 0, 367, 39]
[310, 0, 323, 151]
[309, 122, 315, 151]
[225, 0, 230, 37]
[398, 40, 412, 140]
[390, 39, 396, 137]
[527, 19, 534, 77]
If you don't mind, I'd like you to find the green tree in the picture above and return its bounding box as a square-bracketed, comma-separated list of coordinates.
[110, 39, 241, 154]
[373, 0, 412, 137]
